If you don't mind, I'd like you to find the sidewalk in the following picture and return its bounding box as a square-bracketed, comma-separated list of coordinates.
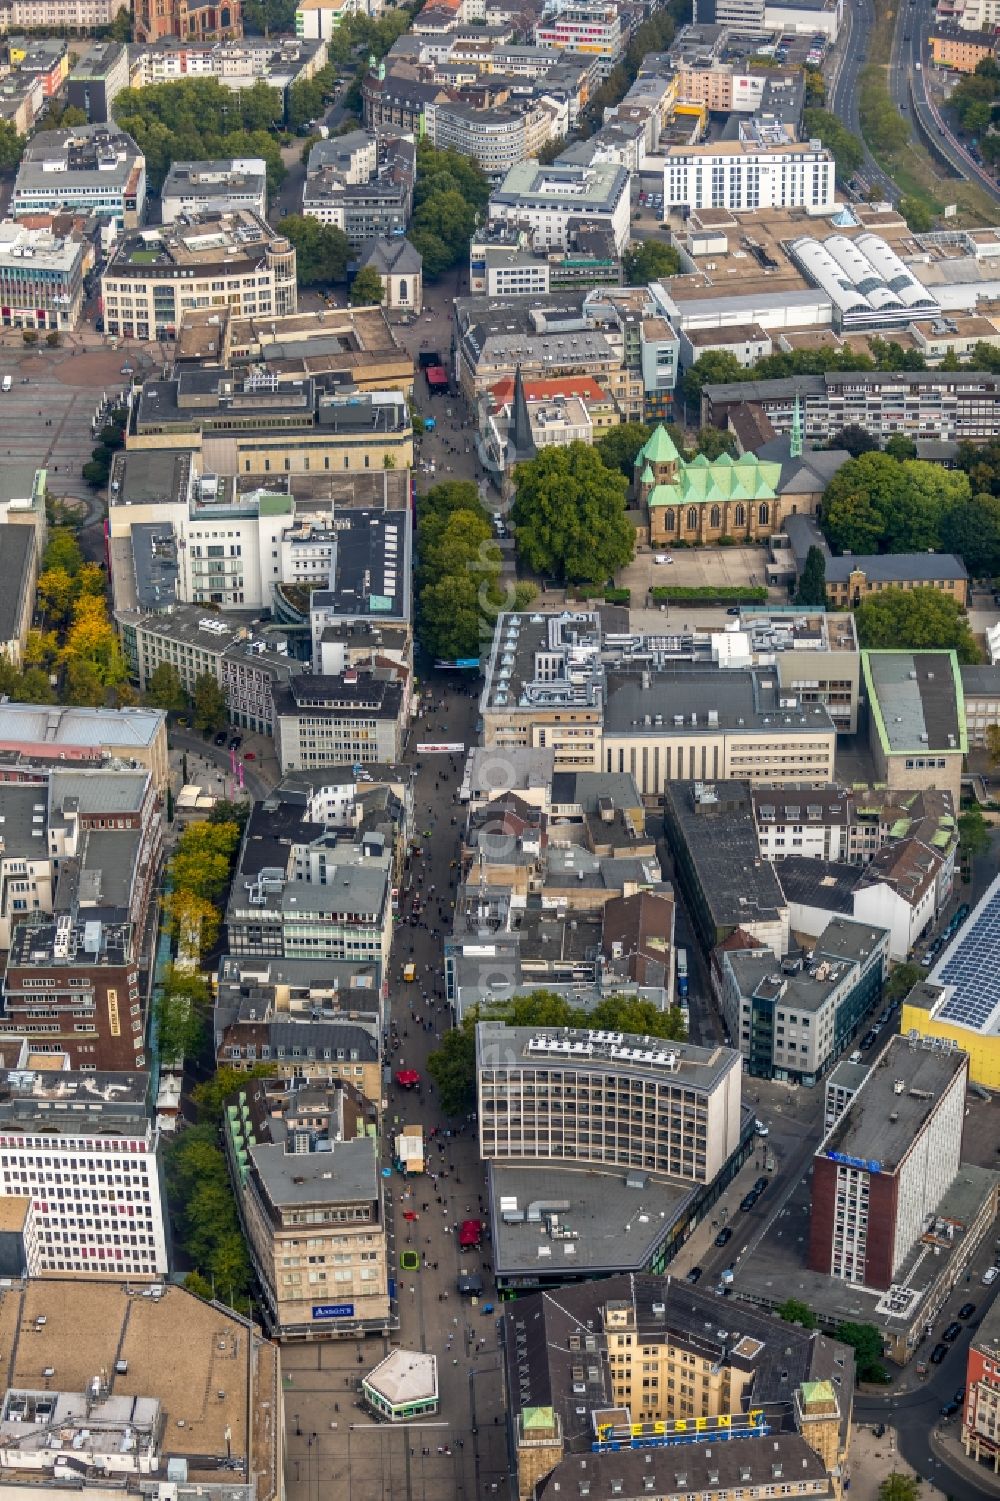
[847, 1424, 945, 1501]
[931, 1421, 1000, 1494]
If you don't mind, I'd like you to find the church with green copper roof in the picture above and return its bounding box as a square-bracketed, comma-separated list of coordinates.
[634, 402, 847, 547]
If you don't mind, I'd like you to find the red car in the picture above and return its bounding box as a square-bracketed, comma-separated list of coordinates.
[243, 751, 256, 761]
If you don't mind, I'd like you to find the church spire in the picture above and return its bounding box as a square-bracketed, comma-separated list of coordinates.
[508, 364, 536, 466]
[790, 393, 803, 459]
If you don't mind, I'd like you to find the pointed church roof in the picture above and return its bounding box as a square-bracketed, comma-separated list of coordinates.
[508, 364, 536, 466]
[642, 425, 679, 464]
[641, 464, 655, 484]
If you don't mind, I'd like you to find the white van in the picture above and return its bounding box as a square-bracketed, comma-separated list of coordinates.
[2, 376, 11, 393]
[984, 1266, 999, 1286]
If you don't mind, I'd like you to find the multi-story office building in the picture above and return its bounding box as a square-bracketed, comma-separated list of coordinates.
[664, 138, 836, 215]
[101, 210, 296, 341]
[2, 909, 148, 1071]
[0, 1065, 167, 1277]
[226, 801, 393, 974]
[161, 158, 268, 222]
[960, 663, 1000, 748]
[488, 160, 631, 252]
[752, 783, 957, 865]
[702, 369, 1000, 444]
[126, 375, 413, 477]
[534, 2, 624, 77]
[117, 605, 304, 736]
[0, 702, 168, 792]
[65, 40, 128, 121]
[503, 1273, 852, 1501]
[225, 1076, 390, 1339]
[274, 672, 405, 772]
[0, 219, 89, 332]
[717, 916, 889, 1084]
[477, 1023, 742, 1182]
[963, 1298, 1000, 1473]
[0, 766, 161, 950]
[863, 650, 966, 809]
[425, 99, 556, 180]
[808, 1034, 968, 1289]
[11, 126, 145, 228]
[303, 132, 415, 249]
[823, 1056, 868, 1132]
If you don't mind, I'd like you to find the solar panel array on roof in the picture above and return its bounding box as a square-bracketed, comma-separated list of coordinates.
[936, 889, 1000, 1030]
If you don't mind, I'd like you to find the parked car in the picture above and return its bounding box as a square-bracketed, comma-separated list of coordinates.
[243, 751, 257, 761]
[930, 1343, 949, 1364]
[873, 1423, 886, 1439]
[754, 1119, 769, 1137]
[714, 1226, 733, 1247]
[940, 1400, 960, 1417]
[654, 553, 673, 564]
[954, 1386, 966, 1403]
[942, 1322, 963, 1342]
[739, 1193, 758, 1212]
[958, 1303, 976, 1320]
[686, 1266, 703, 1284]
[984, 1266, 999, 1285]
[213, 731, 228, 746]
[753, 1176, 769, 1194]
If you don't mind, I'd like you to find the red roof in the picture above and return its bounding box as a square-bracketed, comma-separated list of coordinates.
[458, 1218, 483, 1245]
[489, 375, 610, 406]
[426, 366, 449, 387]
[395, 1069, 421, 1086]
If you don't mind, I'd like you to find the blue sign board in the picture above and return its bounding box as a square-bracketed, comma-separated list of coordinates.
[827, 1151, 881, 1174]
[312, 1303, 355, 1320]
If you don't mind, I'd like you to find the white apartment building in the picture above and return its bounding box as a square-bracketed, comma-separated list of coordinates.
[12, 125, 145, 229]
[488, 159, 631, 251]
[664, 139, 837, 215]
[161, 158, 268, 222]
[0, 1068, 168, 1278]
[296, 0, 382, 40]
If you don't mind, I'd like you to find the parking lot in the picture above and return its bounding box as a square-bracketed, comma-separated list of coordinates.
[619, 542, 775, 601]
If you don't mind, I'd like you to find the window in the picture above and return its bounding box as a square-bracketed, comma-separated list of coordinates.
[686, 506, 698, 531]
[734, 503, 746, 527]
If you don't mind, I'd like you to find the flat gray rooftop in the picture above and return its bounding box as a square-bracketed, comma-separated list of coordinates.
[477, 1022, 739, 1094]
[251, 1135, 378, 1207]
[819, 1034, 967, 1173]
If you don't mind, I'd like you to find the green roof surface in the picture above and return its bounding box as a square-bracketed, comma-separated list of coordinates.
[645, 449, 781, 509]
[643, 424, 680, 464]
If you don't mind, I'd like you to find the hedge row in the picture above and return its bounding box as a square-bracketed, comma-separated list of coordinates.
[649, 585, 768, 604]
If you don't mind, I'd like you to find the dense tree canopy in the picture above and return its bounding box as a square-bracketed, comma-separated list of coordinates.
[623, 241, 680, 284]
[802, 108, 864, 177]
[415, 481, 533, 662]
[854, 587, 979, 663]
[822, 453, 972, 557]
[350, 265, 385, 305]
[276, 213, 349, 285]
[113, 79, 285, 191]
[409, 141, 489, 279]
[511, 444, 635, 585]
[795, 546, 827, 607]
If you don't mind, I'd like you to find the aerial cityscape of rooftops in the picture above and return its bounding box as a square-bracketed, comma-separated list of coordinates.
[6, 0, 1000, 1498]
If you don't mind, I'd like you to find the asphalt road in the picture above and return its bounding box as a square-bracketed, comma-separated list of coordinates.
[829, 0, 900, 202]
[891, 0, 1000, 204]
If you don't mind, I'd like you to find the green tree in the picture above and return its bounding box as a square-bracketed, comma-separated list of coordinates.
[595, 421, 652, 478]
[801, 108, 863, 176]
[427, 1016, 478, 1115]
[107, 3, 131, 39]
[155, 969, 210, 1064]
[776, 1298, 818, 1329]
[0, 121, 24, 172]
[681, 350, 744, 408]
[350, 264, 385, 305]
[899, 195, 936, 232]
[854, 588, 979, 663]
[43, 529, 84, 575]
[884, 962, 922, 1005]
[63, 657, 107, 707]
[835, 1321, 888, 1382]
[694, 426, 737, 460]
[986, 722, 1000, 766]
[275, 213, 349, 285]
[409, 139, 489, 278]
[36, 568, 77, 629]
[210, 797, 251, 829]
[510, 443, 635, 585]
[623, 240, 680, 284]
[959, 805, 991, 859]
[877, 1478, 919, 1501]
[144, 661, 188, 713]
[940, 491, 1000, 577]
[114, 78, 285, 191]
[191, 1064, 275, 1124]
[829, 424, 880, 458]
[803, 67, 826, 107]
[884, 434, 917, 461]
[795, 545, 827, 607]
[192, 673, 229, 734]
